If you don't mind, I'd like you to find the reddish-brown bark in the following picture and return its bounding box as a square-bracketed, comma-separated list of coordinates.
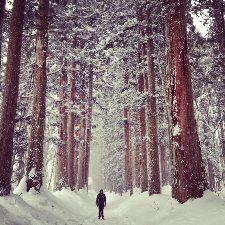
[77, 66, 87, 190]
[0, 0, 6, 69]
[83, 64, 94, 189]
[26, 0, 49, 192]
[166, 0, 208, 203]
[0, 0, 26, 196]
[213, 0, 225, 55]
[124, 73, 133, 195]
[145, 4, 161, 195]
[137, 5, 148, 193]
[67, 60, 77, 191]
[133, 110, 141, 188]
[55, 63, 68, 190]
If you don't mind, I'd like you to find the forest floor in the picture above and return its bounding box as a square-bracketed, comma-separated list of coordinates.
[1, 184, 225, 225]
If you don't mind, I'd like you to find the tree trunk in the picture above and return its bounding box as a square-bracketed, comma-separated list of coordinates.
[207, 159, 215, 191]
[83, 64, 94, 190]
[213, 0, 225, 55]
[133, 109, 141, 188]
[77, 66, 87, 190]
[160, 145, 168, 187]
[124, 73, 133, 195]
[13, 119, 27, 186]
[137, 5, 148, 193]
[26, 0, 49, 192]
[67, 60, 77, 191]
[145, 4, 161, 195]
[55, 63, 68, 190]
[212, 0, 225, 87]
[166, 0, 208, 203]
[0, 0, 6, 69]
[0, 0, 26, 196]
[138, 75, 148, 193]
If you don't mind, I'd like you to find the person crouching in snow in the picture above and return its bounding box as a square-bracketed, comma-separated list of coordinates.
[96, 189, 106, 219]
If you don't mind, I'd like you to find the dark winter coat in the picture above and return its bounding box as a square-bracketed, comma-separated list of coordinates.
[96, 193, 106, 208]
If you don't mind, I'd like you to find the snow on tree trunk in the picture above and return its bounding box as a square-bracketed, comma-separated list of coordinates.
[133, 109, 141, 188]
[124, 73, 133, 195]
[145, 4, 161, 195]
[83, 64, 94, 189]
[67, 59, 77, 191]
[166, 0, 208, 203]
[213, 0, 225, 59]
[160, 144, 170, 186]
[26, 0, 49, 192]
[137, 5, 148, 193]
[0, 0, 26, 196]
[77, 66, 87, 190]
[207, 158, 216, 191]
[55, 61, 68, 190]
[0, 0, 6, 69]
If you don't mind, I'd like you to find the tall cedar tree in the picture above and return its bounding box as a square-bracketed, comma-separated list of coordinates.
[145, 3, 161, 195]
[55, 62, 68, 190]
[77, 66, 87, 190]
[67, 60, 77, 191]
[26, 0, 49, 192]
[213, 0, 225, 62]
[137, 5, 148, 193]
[0, 0, 6, 69]
[124, 73, 133, 194]
[83, 64, 94, 189]
[212, 0, 225, 161]
[166, 0, 208, 203]
[134, 110, 141, 188]
[0, 0, 26, 196]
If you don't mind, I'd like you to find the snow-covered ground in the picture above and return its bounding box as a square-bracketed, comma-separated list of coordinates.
[1, 186, 225, 225]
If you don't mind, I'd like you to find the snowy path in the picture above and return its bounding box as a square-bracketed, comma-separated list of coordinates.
[81, 206, 135, 225]
[65, 191, 136, 225]
[1, 187, 225, 225]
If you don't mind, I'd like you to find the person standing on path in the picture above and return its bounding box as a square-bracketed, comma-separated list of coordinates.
[96, 189, 106, 219]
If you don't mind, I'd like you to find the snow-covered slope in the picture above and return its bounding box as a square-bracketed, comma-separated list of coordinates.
[0, 186, 225, 225]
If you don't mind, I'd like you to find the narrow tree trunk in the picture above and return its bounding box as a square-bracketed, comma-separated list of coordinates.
[0, 0, 26, 196]
[207, 159, 215, 191]
[166, 0, 208, 203]
[83, 64, 94, 189]
[13, 119, 27, 186]
[160, 144, 168, 186]
[67, 60, 77, 191]
[137, 5, 148, 193]
[77, 66, 87, 190]
[138, 75, 148, 193]
[212, 0, 225, 89]
[124, 73, 133, 195]
[213, 0, 225, 55]
[145, 4, 161, 195]
[55, 63, 68, 190]
[0, 0, 6, 69]
[133, 110, 141, 188]
[26, 0, 49, 192]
